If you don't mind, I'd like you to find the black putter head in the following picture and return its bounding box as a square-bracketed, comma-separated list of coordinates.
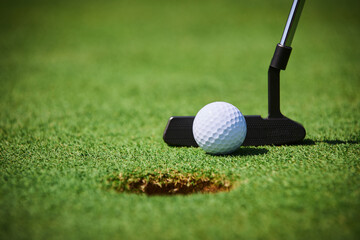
[163, 0, 307, 147]
[163, 115, 305, 147]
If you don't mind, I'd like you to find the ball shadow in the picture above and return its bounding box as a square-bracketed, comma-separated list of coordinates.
[225, 147, 269, 157]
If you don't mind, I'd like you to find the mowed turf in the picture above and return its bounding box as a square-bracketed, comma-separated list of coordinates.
[1, 0, 360, 239]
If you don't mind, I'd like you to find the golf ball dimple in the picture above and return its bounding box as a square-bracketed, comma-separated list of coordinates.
[193, 102, 247, 155]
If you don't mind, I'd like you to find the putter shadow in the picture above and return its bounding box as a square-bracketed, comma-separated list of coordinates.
[283, 139, 359, 146]
[287, 139, 316, 146]
[318, 140, 360, 145]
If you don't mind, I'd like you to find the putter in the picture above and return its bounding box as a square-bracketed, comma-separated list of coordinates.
[163, 0, 306, 147]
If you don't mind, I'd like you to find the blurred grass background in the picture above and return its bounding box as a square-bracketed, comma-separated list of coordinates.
[1, 0, 360, 239]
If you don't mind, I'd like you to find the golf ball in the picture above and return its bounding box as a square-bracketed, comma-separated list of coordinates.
[193, 101, 247, 154]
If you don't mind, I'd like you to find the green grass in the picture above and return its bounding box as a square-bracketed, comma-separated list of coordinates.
[1, 0, 360, 239]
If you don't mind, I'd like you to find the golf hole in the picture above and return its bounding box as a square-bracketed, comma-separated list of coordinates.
[106, 170, 233, 196]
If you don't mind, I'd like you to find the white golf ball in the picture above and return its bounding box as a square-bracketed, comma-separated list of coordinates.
[192, 101, 247, 154]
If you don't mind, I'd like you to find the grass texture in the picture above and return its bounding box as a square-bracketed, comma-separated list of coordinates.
[1, 0, 360, 239]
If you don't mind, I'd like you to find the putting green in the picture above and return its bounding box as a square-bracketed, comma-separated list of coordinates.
[1, 0, 359, 239]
